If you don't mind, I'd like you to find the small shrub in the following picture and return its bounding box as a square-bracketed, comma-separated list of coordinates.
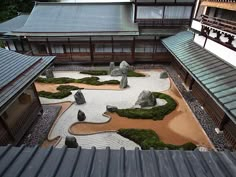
[80, 70, 108, 76]
[127, 70, 146, 77]
[118, 129, 196, 150]
[115, 92, 177, 120]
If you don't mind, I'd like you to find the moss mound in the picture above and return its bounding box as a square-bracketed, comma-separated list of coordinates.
[115, 92, 177, 120]
[80, 70, 108, 76]
[36, 76, 119, 85]
[118, 129, 196, 150]
[38, 85, 80, 99]
[160, 71, 168, 79]
[127, 70, 146, 77]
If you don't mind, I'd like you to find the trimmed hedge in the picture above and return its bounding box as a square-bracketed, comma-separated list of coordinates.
[38, 85, 80, 99]
[80, 69, 146, 77]
[127, 70, 146, 77]
[118, 129, 196, 150]
[115, 92, 177, 120]
[36, 76, 120, 85]
[80, 70, 108, 76]
[38, 90, 72, 99]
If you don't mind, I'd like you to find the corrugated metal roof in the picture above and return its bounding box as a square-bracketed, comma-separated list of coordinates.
[162, 31, 236, 124]
[0, 48, 55, 113]
[0, 15, 29, 34]
[0, 145, 235, 177]
[12, 2, 139, 36]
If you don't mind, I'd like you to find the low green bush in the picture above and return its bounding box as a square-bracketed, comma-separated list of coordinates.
[57, 85, 80, 92]
[36, 76, 120, 85]
[38, 90, 72, 99]
[160, 71, 168, 79]
[39, 85, 80, 99]
[115, 92, 177, 120]
[118, 129, 196, 150]
[127, 70, 146, 77]
[80, 70, 108, 75]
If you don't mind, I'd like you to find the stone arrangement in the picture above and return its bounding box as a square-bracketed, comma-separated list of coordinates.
[65, 136, 78, 148]
[74, 90, 86, 104]
[119, 61, 129, 88]
[106, 105, 118, 112]
[77, 110, 86, 121]
[135, 90, 156, 108]
[109, 62, 115, 74]
[45, 68, 54, 78]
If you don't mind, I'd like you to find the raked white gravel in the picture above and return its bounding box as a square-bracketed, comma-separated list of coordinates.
[40, 70, 170, 149]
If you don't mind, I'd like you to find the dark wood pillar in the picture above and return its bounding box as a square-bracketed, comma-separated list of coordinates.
[5, 40, 10, 50]
[89, 37, 94, 65]
[68, 38, 72, 61]
[184, 73, 189, 84]
[219, 114, 229, 131]
[112, 36, 114, 62]
[189, 78, 195, 90]
[134, 2, 137, 23]
[46, 38, 52, 55]
[131, 37, 135, 64]
[28, 40, 34, 56]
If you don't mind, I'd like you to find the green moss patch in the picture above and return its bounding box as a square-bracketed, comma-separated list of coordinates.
[80, 70, 108, 75]
[127, 70, 146, 77]
[115, 92, 177, 120]
[118, 129, 196, 150]
[38, 85, 80, 99]
[36, 76, 119, 85]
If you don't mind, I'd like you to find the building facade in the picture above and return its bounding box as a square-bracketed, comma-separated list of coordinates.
[0, 48, 55, 145]
[0, 1, 195, 64]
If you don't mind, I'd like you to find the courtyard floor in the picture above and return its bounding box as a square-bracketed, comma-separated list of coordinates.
[37, 69, 213, 149]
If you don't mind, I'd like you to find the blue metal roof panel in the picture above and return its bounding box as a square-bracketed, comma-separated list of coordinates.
[12, 3, 138, 35]
[0, 49, 55, 112]
[162, 31, 236, 123]
[0, 146, 236, 177]
[0, 15, 29, 33]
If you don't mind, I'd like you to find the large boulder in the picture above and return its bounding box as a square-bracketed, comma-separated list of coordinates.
[119, 61, 130, 70]
[110, 68, 122, 76]
[106, 105, 118, 112]
[135, 90, 156, 108]
[77, 110, 86, 121]
[160, 71, 168, 79]
[120, 75, 128, 89]
[65, 136, 78, 148]
[74, 90, 86, 104]
[45, 68, 54, 78]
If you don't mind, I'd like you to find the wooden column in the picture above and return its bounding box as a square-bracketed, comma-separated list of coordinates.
[89, 37, 94, 65]
[184, 73, 189, 84]
[46, 38, 52, 55]
[134, 2, 137, 23]
[219, 114, 229, 131]
[112, 36, 114, 62]
[68, 38, 72, 61]
[189, 78, 195, 90]
[131, 37, 135, 63]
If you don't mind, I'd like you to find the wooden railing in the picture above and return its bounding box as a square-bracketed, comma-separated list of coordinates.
[136, 19, 190, 26]
[201, 15, 236, 34]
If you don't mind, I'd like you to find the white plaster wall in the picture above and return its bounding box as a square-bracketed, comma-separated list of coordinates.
[193, 34, 206, 47]
[191, 19, 202, 32]
[205, 39, 236, 67]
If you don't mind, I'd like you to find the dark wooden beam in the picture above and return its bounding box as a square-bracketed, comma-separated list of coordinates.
[219, 114, 229, 131]
[112, 36, 114, 62]
[189, 78, 195, 90]
[68, 38, 72, 61]
[134, 4, 137, 23]
[131, 37, 135, 63]
[46, 38, 52, 55]
[89, 37, 94, 65]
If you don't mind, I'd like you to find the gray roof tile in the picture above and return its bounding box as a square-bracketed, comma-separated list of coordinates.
[162, 31, 236, 123]
[0, 48, 55, 112]
[0, 146, 235, 177]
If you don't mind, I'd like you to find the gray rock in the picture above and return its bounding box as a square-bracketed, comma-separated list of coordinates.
[111, 68, 122, 76]
[74, 90, 86, 104]
[106, 105, 118, 112]
[65, 136, 78, 148]
[120, 75, 128, 89]
[135, 90, 156, 108]
[160, 71, 168, 79]
[77, 110, 86, 121]
[45, 68, 54, 78]
[119, 61, 130, 70]
[109, 62, 115, 74]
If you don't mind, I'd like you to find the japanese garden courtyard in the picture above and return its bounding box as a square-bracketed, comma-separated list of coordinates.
[36, 68, 213, 150]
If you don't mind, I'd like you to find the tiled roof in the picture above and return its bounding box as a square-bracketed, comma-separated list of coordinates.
[0, 15, 29, 34]
[0, 48, 55, 112]
[12, 2, 139, 36]
[162, 31, 236, 124]
[0, 146, 235, 177]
